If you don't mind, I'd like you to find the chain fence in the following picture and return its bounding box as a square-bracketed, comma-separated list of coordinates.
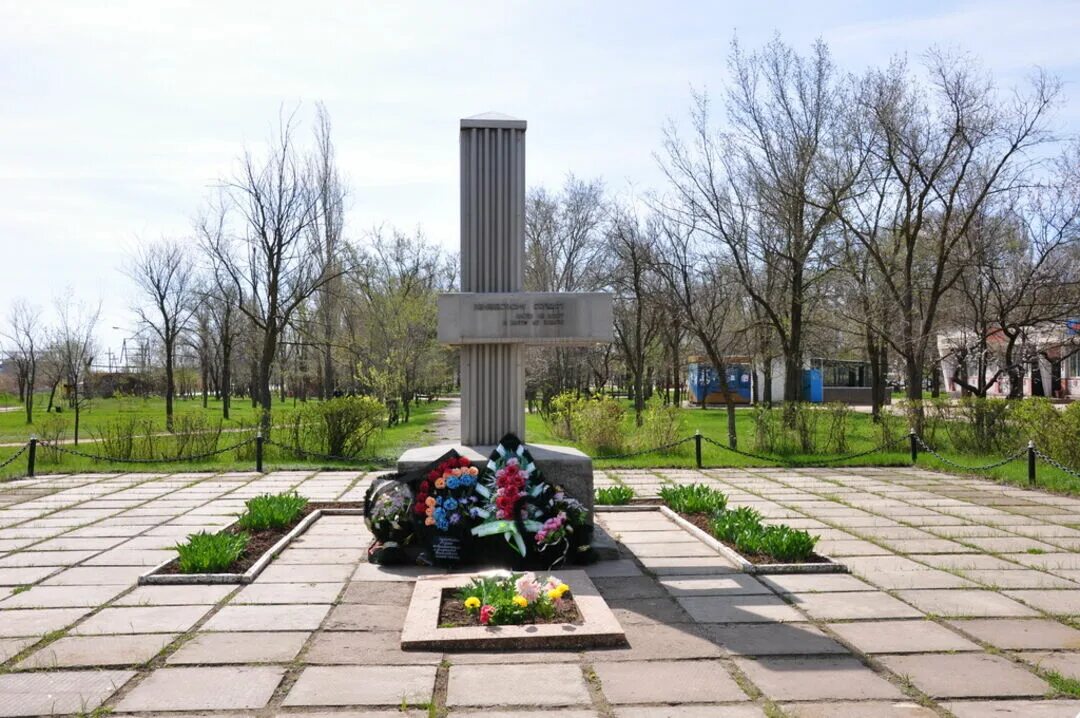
[1, 425, 1079, 489]
[0, 444, 28, 470]
[911, 434, 1027, 472]
[37, 436, 258, 464]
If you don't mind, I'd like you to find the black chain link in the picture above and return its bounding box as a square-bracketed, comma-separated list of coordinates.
[37, 436, 257, 464]
[261, 438, 395, 466]
[912, 434, 1026, 471]
[698, 433, 904, 466]
[0, 443, 28, 470]
[1033, 448, 1080, 480]
[593, 437, 696, 461]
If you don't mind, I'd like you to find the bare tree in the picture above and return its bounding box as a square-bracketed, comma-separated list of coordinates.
[525, 176, 607, 400]
[201, 109, 346, 431]
[606, 203, 662, 425]
[53, 293, 100, 444]
[654, 219, 743, 447]
[659, 37, 857, 413]
[3, 300, 43, 424]
[837, 52, 1059, 426]
[125, 239, 199, 430]
[309, 102, 347, 399]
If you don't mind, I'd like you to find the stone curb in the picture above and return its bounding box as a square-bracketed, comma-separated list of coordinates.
[137, 509, 365, 585]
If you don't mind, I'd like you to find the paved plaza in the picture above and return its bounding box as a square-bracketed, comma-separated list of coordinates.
[3, 467, 1080, 716]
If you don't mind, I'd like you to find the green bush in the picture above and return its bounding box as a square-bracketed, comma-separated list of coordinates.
[542, 392, 582, 441]
[175, 531, 249, 573]
[171, 413, 222, 459]
[791, 402, 819, 453]
[573, 396, 626, 455]
[822, 403, 850, 454]
[751, 405, 779, 454]
[659, 483, 728, 514]
[303, 396, 385, 458]
[636, 401, 685, 453]
[236, 491, 308, 532]
[945, 397, 1015, 453]
[595, 485, 635, 505]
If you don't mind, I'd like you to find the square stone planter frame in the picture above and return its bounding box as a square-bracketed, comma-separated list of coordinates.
[400, 569, 627, 651]
[137, 508, 365, 585]
[598, 504, 848, 575]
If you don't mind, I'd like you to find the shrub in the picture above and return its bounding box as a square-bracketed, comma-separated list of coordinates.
[658, 483, 728, 515]
[751, 405, 782, 454]
[236, 491, 308, 532]
[305, 396, 385, 458]
[822, 403, 850, 454]
[572, 396, 626, 455]
[37, 415, 69, 463]
[790, 402, 819, 454]
[171, 414, 222, 459]
[636, 401, 684, 454]
[175, 531, 249, 573]
[595, 485, 635, 505]
[945, 397, 1015, 453]
[542, 392, 582, 441]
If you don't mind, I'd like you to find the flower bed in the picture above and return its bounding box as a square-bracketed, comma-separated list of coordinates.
[140, 497, 364, 584]
[401, 570, 626, 651]
[438, 572, 582, 628]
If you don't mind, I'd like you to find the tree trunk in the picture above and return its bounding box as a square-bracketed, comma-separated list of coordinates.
[165, 339, 175, 432]
[24, 367, 34, 425]
[46, 380, 58, 413]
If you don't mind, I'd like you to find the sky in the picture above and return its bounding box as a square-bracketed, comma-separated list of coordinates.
[2, 0, 1079, 358]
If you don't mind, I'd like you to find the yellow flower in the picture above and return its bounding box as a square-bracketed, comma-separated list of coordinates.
[555, 583, 570, 597]
[512, 595, 528, 608]
[464, 596, 481, 610]
[545, 589, 559, 601]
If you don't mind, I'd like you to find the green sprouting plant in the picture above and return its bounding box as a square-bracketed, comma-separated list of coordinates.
[175, 531, 249, 573]
[710, 506, 763, 543]
[595, 485, 635, 505]
[758, 525, 819, 562]
[710, 507, 818, 562]
[236, 491, 308, 532]
[658, 483, 728, 515]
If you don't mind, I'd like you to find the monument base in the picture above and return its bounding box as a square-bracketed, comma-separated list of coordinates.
[397, 442, 595, 521]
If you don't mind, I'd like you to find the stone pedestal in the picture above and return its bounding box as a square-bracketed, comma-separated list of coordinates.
[397, 442, 594, 519]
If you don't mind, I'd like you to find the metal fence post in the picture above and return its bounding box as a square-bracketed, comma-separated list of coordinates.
[909, 429, 918, 465]
[27, 437, 37, 478]
[1028, 440, 1036, 487]
[694, 430, 703, 469]
[256, 433, 264, 473]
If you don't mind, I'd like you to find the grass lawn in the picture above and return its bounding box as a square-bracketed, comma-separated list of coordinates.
[0, 394, 274, 443]
[0, 398, 448, 480]
[524, 403, 1080, 495]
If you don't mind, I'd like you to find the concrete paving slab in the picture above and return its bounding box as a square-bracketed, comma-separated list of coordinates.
[447, 663, 590, 706]
[283, 665, 437, 707]
[593, 659, 747, 703]
[878, 653, 1049, 698]
[167, 631, 309, 664]
[734, 656, 903, 700]
[115, 665, 285, 711]
[0, 670, 134, 717]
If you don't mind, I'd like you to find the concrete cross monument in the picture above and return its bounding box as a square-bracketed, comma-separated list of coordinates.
[399, 113, 613, 517]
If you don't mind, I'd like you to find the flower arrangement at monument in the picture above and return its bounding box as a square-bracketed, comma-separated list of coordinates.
[363, 435, 591, 569]
[470, 435, 590, 565]
[443, 571, 579, 627]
